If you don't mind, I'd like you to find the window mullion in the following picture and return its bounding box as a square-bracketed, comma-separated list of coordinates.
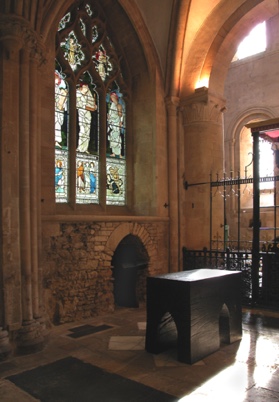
[68, 80, 78, 208]
[99, 92, 108, 209]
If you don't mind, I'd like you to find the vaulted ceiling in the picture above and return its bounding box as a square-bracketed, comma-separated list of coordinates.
[4, 0, 278, 102]
[131, 0, 279, 99]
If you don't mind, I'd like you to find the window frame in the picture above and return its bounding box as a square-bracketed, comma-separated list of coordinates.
[54, 2, 132, 214]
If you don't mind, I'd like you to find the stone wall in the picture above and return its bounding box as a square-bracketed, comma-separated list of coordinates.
[223, 15, 279, 246]
[42, 220, 169, 324]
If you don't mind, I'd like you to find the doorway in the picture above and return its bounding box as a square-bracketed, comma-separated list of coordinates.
[112, 235, 149, 307]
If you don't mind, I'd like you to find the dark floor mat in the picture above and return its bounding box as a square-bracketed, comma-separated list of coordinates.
[7, 356, 178, 402]
[0, 361, 17, 375]
[67, 324, 113, 338]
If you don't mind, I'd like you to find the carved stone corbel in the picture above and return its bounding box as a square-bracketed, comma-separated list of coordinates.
[0, 15, 47, 64]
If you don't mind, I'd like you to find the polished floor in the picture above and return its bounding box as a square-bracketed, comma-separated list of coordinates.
[1, 305, 279, 401]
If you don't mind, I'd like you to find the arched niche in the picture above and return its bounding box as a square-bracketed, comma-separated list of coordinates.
[112, 234, 149, 307]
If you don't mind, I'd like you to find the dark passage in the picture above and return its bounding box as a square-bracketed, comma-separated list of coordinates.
[112, 235, 148, 308]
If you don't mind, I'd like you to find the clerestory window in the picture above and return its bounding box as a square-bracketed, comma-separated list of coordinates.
[55, 2, 127, 206]
[233, 22, 266, 61]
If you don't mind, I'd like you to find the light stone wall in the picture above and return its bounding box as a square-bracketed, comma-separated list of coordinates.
[223, 14, 279, 246]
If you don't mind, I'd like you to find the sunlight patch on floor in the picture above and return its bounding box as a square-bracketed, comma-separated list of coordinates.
[178, 330, 279, 402]
[137, 322, 146, 330]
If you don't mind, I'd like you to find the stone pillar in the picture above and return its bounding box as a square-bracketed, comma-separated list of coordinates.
[29, 55, 41, 321]
[166, 97, 180, 271]
[181, 88, 226, 249]
[0, 14, 46, 357]
[0, 15, 22, 360]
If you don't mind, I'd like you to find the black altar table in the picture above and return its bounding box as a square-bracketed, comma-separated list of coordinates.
[145, 269, 242, 364]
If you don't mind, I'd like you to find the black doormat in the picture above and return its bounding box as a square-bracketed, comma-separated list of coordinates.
[7, 356, 178, 402]
[67, 324, 113, 338]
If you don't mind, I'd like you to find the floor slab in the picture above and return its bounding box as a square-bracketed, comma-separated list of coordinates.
[0, 306, 279, 401]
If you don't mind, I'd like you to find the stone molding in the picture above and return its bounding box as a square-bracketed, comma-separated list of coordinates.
[165, 96, 180, 117]
[0, 14, 46, 63]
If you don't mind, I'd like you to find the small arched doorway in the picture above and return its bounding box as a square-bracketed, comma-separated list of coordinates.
[112, 235, 149, 307]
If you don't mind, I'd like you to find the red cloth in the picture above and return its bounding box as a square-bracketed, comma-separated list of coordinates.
[260, 130, 279, 143]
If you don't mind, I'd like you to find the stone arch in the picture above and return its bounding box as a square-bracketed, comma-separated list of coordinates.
[118, 0, 164, 80]
[225, 107, 276, 172]
[180, 1, 260, 97]
[39, 0, 167, 218]
[223, 107, 276, 239]
[111, 234, 149, 307]
[228, 108, 275, 145]
[41, 1, 71, 40]
[41, 0, 159, 79]
[164, 0, 191, 97]
[179, 0, 278, 99]
[209, 1, 278, 96]
[104, 222, 156, 307]
[104, 222, 156, 276]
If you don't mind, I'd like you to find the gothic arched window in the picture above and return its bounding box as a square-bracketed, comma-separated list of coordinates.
[55, 2, 127, 206]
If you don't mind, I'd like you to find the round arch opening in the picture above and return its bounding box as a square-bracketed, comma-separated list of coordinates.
[112, 234, 149, 308]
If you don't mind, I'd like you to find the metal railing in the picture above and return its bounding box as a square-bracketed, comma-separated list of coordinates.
[182, 247, 279, 309]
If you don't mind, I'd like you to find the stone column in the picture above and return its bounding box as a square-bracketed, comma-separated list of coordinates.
[29, 56, 40, 320]
[0, 15, 23, 360]
[17, 47, 43, 353]
[18, 20, 47, 354]
[0, 14, 46, 356]
[29, 52, 48, 339]
[181, 87, 226, 249]
[166, 97, 180, 271]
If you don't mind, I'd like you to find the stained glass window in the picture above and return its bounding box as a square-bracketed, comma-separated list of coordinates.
[55, 2, 127, 206]
[106, 85, 126, 205]
[55, 67, 69, 202]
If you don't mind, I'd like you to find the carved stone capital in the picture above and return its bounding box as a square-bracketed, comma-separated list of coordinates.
[0, 15, 47, 64]
[181, 88, 226, 125]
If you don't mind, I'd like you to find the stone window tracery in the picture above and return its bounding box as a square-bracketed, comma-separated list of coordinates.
[55, 2, 127, 206]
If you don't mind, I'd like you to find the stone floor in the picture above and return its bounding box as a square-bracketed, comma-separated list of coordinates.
[1, 305, 279, 401]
